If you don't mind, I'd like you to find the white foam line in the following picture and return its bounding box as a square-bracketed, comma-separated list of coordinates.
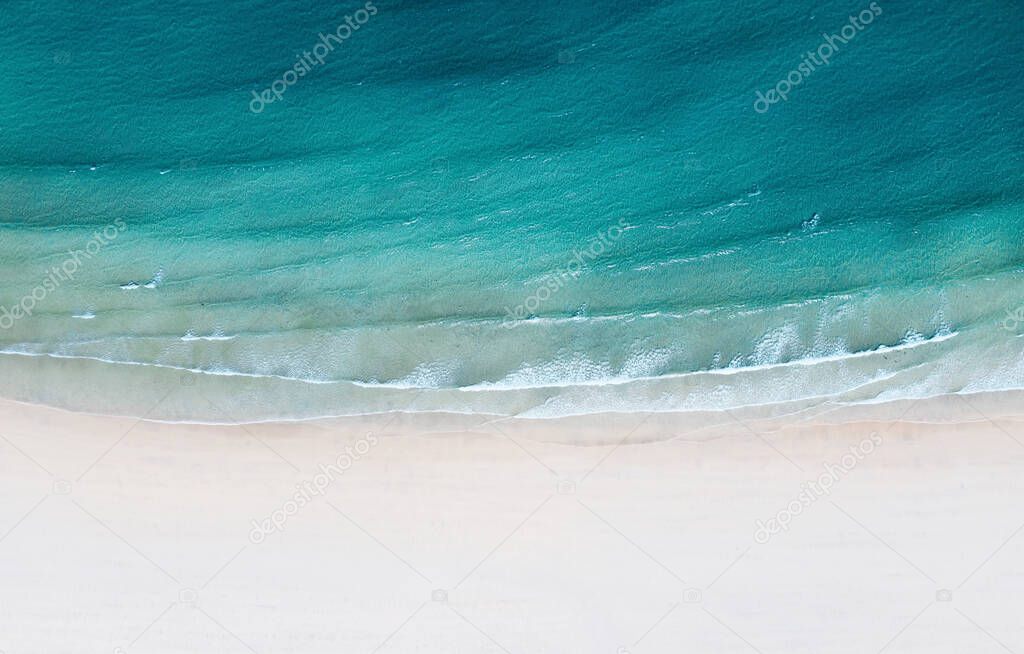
[0, 395, 500, 427]
[0, 331, 958, 394]
[0, 349, 338, 385]
[462, 332, 958, 392]
[1, 377, 1020, 428]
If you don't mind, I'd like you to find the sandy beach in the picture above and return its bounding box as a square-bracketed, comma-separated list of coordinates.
[2, 393, 1023, 653]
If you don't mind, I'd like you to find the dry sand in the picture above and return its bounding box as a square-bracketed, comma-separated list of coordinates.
[1, 392, 1023, 653]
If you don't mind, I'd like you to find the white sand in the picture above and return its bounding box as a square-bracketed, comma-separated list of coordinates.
[1, 393, 1023, 653]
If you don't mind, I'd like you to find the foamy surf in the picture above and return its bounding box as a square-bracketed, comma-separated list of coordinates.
[0, 324, 1012, 424]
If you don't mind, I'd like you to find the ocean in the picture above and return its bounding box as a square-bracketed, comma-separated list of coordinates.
[0, 0, 1022, 422]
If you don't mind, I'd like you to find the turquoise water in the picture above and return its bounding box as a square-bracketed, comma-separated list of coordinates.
[0, 0, 1022, 421]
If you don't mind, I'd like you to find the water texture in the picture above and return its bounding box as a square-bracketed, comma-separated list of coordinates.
[0, 0, 1022, 421]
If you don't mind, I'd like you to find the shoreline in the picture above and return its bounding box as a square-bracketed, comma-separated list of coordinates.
[3, 321, 1019, 422]
[2, 386, 1022, 431]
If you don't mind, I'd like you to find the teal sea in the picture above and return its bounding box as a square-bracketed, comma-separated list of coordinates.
[0, 0, 1022, 421]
